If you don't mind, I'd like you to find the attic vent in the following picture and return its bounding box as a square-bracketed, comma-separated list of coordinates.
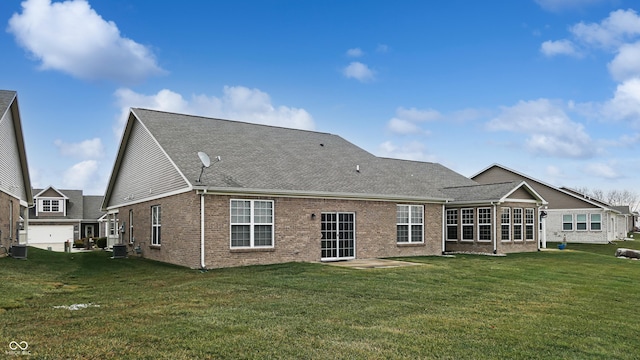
[356, 165, 360, 172]
[320, 143, 324, 147]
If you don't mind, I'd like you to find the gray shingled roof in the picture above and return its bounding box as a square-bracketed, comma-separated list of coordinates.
[441, 181, 523, 203]
[83, 195, 106, 220]
[0, 90, 16, 114]
[132, 108, 465, 201]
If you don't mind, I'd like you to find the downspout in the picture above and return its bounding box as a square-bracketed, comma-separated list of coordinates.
[200, 190, 207, 269]
[441, 202, 446, 255]
[492, 202, 497, 254]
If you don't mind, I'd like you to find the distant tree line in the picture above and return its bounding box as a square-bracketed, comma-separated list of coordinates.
[573, 187, 639, 212]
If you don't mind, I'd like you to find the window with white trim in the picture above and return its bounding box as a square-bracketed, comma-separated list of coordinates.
[51, 200, 59, 212]
[478, 208, 491, 241]
[39, 199, 61, 213]
[446, 209, 458, 241]
[525, 208, 534, 240]
[513, 208, 523, 241]
[151, 205, 161, 246]
[231, 200, 274, 248]
[462, 208, 474, 241]
[562, 214, 573, 231]
[590, 214, 601, 231]
[501, 207, 510, 241]
[576, 214, 587, 231]
[397, 205, 424, 243]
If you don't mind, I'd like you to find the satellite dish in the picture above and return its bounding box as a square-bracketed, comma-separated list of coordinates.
[198, 151, 211, 168]
[196, 152, 220, 183]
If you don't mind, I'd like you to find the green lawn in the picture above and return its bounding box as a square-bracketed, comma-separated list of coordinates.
[1, 241, 640, 359]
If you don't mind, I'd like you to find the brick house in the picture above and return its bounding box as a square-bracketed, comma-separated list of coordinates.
[102, 109, 545, 268]
[0, 90, 33, 253]
[472, 164, 628, 245]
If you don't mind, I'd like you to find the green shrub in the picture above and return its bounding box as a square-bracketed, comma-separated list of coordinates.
[95, 237, 107, 249]
[73, 239, 85, 248]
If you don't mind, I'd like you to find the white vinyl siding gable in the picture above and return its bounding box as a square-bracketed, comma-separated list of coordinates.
[0, 107, 28, 201]
[108, 119, 189, 208]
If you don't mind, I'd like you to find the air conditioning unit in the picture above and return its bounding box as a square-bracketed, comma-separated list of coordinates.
[112, 244, 127, 259]
[10, 244, 27, 259]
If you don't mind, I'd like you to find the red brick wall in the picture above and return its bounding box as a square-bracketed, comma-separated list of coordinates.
[120, 191, 443, 268]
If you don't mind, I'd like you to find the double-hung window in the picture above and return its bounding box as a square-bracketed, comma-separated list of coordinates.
[501, 208, 511, 241]
[590, 214, 601, 230]
[562, 214, 573, 231]
[151, 205, 161, 246]
[397, 205, 424, 243]
[446, 209, 458, 241]
[462, 208, 474, 241]
[576, 214, 587, 231]
[42, 199, 51, 212]
[231, 200, 274, 248]
[478, 208, 491, 241]
[513, 208, 523, 241]
[525, 208, 534, 241]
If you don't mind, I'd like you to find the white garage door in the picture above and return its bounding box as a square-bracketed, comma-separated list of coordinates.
[28, 225, 74, 251]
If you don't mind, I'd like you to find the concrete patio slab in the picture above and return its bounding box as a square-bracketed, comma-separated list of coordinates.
[323, 258, 423, 269]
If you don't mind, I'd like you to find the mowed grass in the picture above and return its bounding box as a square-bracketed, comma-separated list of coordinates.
[1, 240, 640, 359]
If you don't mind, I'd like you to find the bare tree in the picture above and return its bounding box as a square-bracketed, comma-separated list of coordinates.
[575, 187, 640, 212]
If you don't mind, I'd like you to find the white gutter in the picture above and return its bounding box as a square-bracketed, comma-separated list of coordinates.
[200, 189, 206, 269]
[492, 202, 497, 254]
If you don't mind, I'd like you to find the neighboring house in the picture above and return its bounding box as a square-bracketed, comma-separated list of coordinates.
[28, 186, 105, 251]
[102, 109, 546, 269]
[472, 164, 625, 245]
[0, 90, 33, 253]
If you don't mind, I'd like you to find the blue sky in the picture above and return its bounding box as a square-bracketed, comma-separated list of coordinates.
[2, 0, 640, 196]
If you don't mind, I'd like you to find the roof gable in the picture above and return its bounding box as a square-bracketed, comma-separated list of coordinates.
[442, 181, 545, 205]
[0, 90, 33, 206]
[472, 164, 606, 210]
[104, 112, 190, 209]
[34, 186, 69, 199]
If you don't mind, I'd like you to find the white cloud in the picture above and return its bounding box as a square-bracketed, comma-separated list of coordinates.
[54, 138, 104, 159]
[583, 162, 620, 179]
[62, 160, 99, 189]
[602, 77, 640, 124]
[342, 62, 375, 82]
[546, 165, 566, 178]
[535, 0, 609, 12]
[114, 86, 315, 137]
[540, 40, 581, 57]
[386, 107, 439, 136]
[387, 118, 427, 135]
[377, 141, 438, 162]
[376, 44, 389, 53]
[395, 107, 441, 122]
[346, 48, 364, 57]
[7, 0, 165, 83]
[486, 99, 596, 158]
[608, 41, 640, 82]
[570, 9, 640, 49]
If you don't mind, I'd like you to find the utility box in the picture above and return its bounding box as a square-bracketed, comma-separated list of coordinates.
[10, 244, 27, 259]
[112, 244, 127, 259]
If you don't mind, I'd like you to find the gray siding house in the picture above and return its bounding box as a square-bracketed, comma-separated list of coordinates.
[472, 164, 626, 245]
[28, 186, 105, 251]
[102, 109, 545, 268]
[0, 90, 33, 254]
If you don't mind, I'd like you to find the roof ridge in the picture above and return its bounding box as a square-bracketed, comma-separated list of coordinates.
[132, 107, 335, 136]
